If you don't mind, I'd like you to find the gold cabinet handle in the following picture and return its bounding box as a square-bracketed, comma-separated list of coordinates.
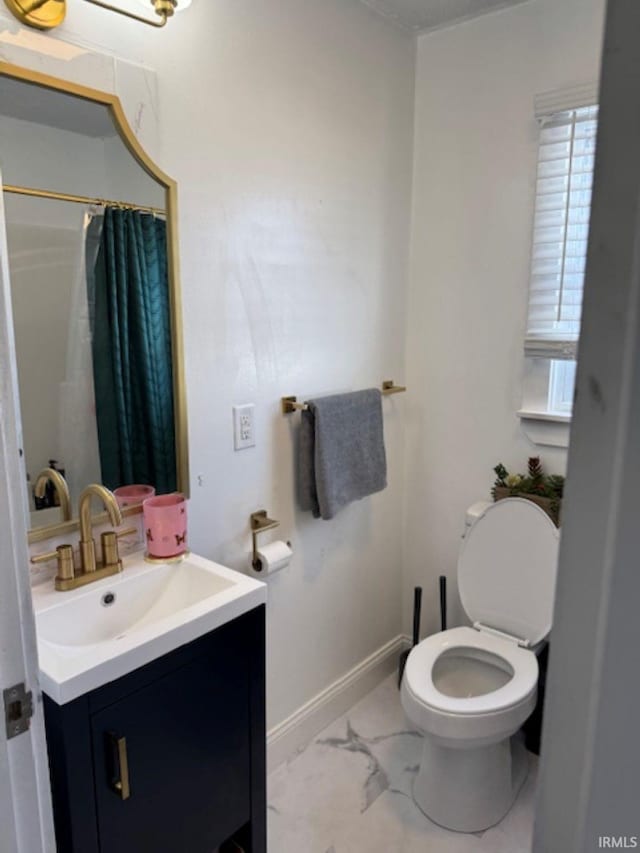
[108, 732, 131, 800]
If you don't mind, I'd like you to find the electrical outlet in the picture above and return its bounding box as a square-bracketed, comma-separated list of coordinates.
[233, 404, 255, 450]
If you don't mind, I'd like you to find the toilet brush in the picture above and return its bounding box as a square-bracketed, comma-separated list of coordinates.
[398, 586, 422, 688]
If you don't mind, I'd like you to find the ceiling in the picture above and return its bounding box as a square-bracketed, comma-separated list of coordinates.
[358, 0, 532, 33]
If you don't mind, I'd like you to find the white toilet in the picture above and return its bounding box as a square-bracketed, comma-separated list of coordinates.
[401, 497, 559, 833]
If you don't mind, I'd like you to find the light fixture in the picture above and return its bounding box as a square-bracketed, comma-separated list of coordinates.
[3, 0, 192, 30]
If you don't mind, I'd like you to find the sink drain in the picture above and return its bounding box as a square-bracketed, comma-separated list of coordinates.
[101, 592, 116, 607]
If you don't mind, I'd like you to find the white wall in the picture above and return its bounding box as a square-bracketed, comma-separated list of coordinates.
[0, 0, 416, 730]
[403, 0, 606, 635]
[7, 216, 80, 483]
[143, 2, 415, 728]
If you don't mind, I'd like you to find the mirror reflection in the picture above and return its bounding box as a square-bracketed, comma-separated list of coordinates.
[0, 73, 184, 535]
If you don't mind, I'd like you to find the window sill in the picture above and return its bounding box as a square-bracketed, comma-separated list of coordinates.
[517, 410, 572, 448]
[517, 409, 571, 424]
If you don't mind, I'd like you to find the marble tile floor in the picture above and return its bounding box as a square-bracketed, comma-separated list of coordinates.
[268, 674, 538, 853]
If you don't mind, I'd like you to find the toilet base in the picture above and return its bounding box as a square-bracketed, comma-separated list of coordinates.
[413, 734, 528, 833]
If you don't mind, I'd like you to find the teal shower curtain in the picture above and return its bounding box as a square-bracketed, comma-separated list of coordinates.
[88, 207, 176, 494]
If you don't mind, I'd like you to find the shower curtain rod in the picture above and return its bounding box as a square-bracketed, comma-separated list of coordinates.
[2, 184, 165, 216]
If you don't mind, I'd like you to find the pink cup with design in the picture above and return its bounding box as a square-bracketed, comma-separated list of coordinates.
[114, 484, 155, 509]
[143, 493, 187, 559]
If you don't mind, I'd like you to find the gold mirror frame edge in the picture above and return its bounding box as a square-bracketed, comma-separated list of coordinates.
[0, 63, 190, 544]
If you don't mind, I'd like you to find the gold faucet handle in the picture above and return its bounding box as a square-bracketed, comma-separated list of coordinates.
[31, 545, 75, 581]
[101, 532, 120, 570]
[100, 527, 137, 569]
[30, 550, 59, 565]
[116, 527, 138, 540]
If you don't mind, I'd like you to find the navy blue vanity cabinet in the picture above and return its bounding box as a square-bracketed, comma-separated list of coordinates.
[43, 605, 266, 853]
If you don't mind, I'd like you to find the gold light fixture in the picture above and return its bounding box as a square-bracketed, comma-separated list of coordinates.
[4, 0, 66, 29]
[4, 0, 191, 29]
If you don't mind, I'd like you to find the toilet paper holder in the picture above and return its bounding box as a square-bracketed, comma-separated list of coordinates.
[250, 510, 280, 569]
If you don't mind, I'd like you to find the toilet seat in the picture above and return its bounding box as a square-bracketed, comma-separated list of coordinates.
[404, 626, 538, 716]
[458, 498, 559, 647]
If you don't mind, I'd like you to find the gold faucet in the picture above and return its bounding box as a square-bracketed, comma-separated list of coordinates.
[33, 467, 72, 522]
[30, 483, 138, 591]
[78, 484, 123, 574]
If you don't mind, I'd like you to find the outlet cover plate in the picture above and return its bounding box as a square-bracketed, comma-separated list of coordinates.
[233, 404, 255, 450]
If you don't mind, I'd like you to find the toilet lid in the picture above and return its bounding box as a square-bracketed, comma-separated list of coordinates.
[458, 498, 559, 646]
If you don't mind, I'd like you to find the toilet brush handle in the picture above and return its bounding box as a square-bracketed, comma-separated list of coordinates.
[439, 575, 447, 632]
[412, 587, 422, 647]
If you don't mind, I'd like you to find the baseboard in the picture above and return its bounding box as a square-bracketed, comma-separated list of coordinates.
[267, 634, 408, 772]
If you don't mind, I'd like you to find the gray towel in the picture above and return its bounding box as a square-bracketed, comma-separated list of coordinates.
[298, 389, 387, 520]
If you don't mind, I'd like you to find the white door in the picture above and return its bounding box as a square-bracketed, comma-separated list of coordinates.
[534, 0, 640, 849]
[0, 174, 55, 852]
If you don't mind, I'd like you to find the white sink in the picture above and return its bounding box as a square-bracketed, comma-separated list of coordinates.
[33, 551, 266, 704]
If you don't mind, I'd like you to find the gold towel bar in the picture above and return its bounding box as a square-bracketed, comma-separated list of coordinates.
[282, 380, 407, 414]
[382, 380, 408, 396]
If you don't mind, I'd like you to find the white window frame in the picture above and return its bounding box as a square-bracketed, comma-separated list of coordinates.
[548, 359, 576, 415]
[519, 83, 599, 448]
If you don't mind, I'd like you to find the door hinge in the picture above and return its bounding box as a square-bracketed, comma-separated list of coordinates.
[3, 683, 34, 739]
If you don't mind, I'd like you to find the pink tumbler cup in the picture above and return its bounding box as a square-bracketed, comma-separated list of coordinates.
[114, 484, 155, 509]
[143, 493, 188, 559]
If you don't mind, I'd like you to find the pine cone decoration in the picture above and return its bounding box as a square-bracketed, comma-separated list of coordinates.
[528, 456, 543, 483]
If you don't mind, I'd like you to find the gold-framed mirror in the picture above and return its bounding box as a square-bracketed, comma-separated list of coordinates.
[0, 62, 189, 543]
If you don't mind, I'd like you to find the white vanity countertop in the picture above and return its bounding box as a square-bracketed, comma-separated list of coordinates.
[32, 551, 266, 704]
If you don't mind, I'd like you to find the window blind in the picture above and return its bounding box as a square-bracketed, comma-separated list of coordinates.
[524, 104, 598, 360]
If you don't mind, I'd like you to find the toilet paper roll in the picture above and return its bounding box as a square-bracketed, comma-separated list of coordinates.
[252, 540, 292, 575]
